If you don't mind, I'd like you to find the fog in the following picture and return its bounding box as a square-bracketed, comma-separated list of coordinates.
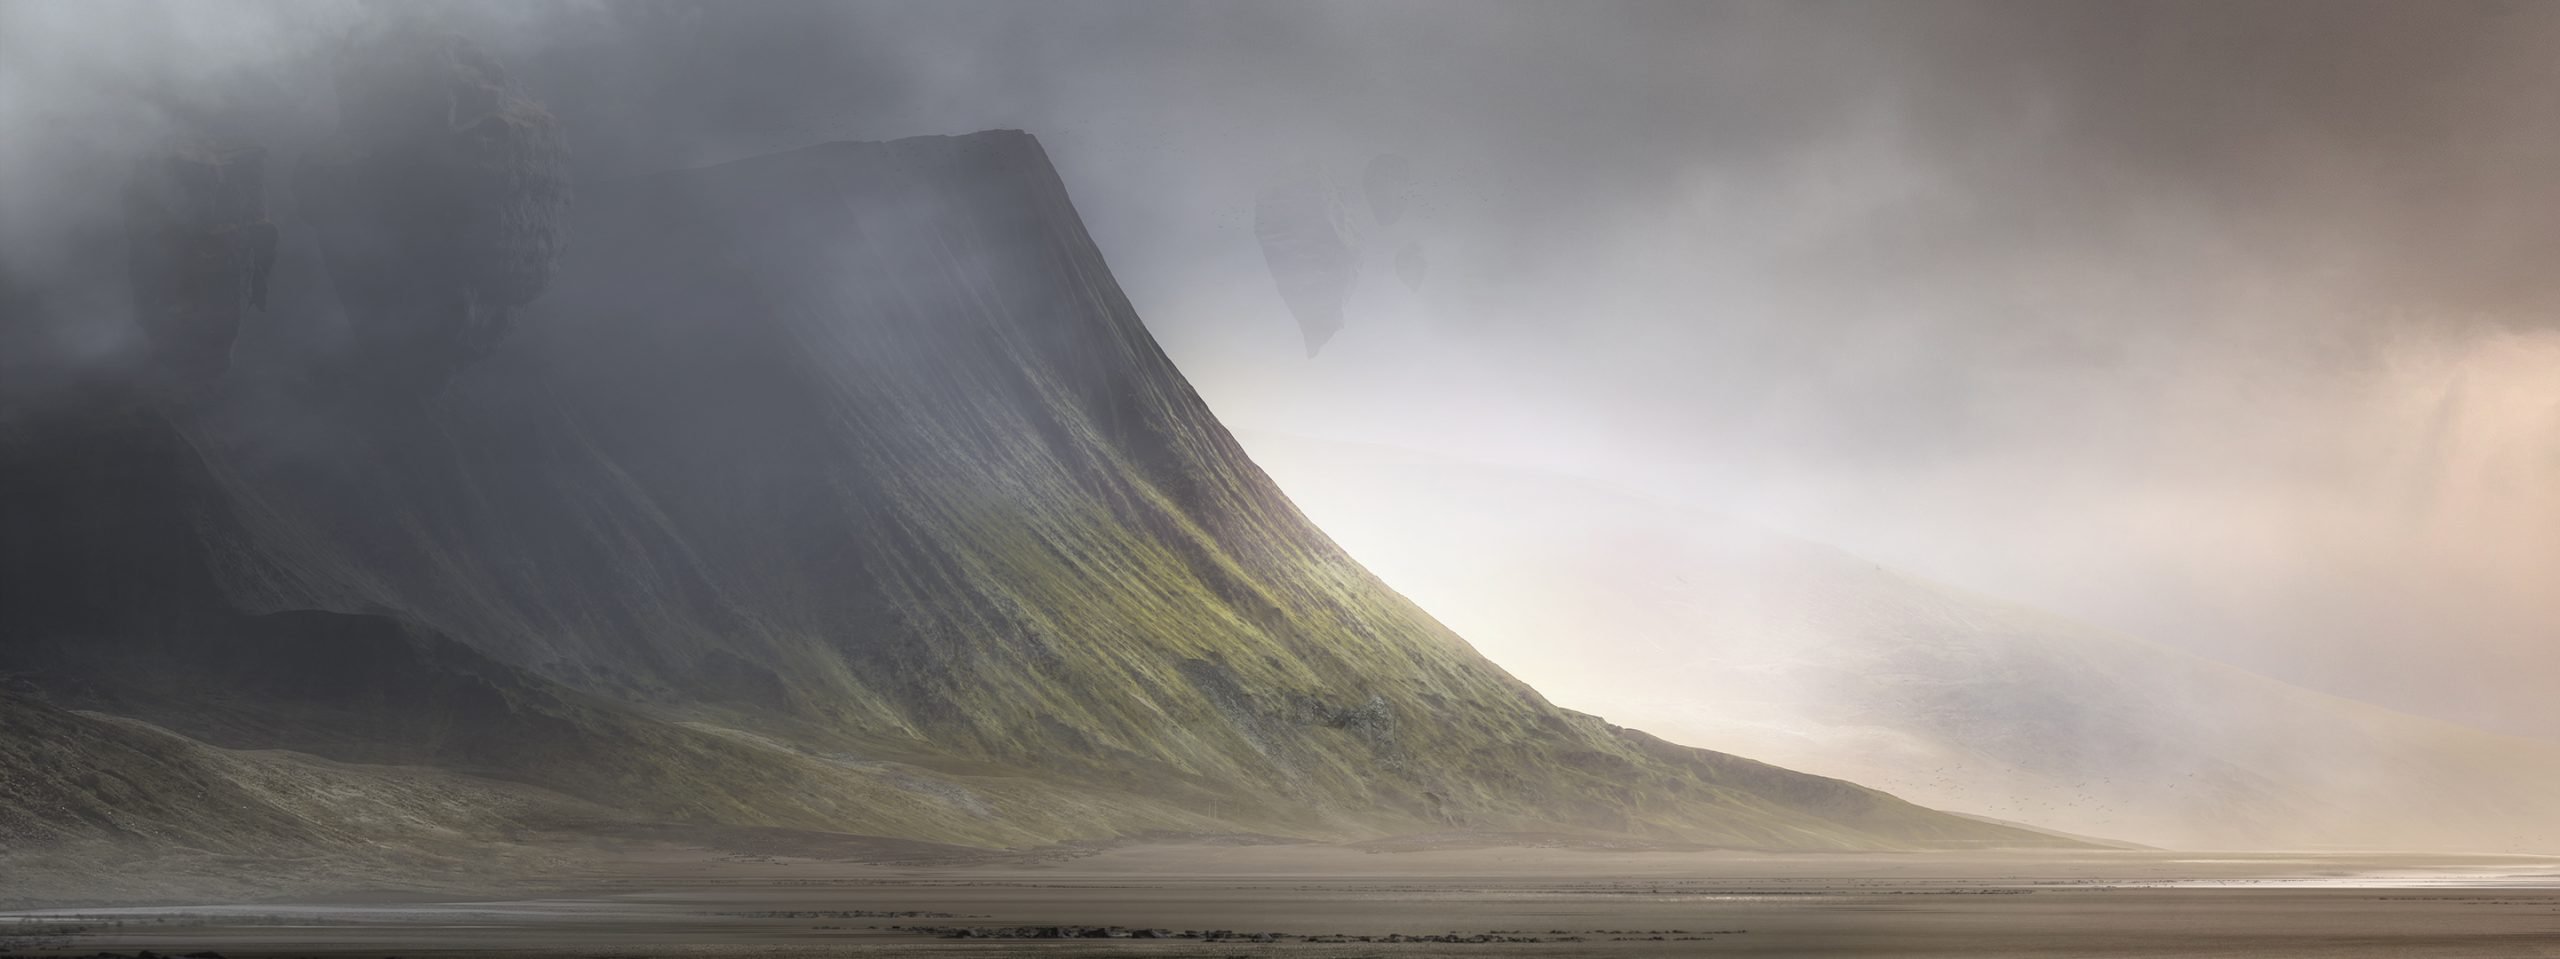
[5, 0, 2555, 749]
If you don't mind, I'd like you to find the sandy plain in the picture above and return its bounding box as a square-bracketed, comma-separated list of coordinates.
[5, 840, 2558, 957]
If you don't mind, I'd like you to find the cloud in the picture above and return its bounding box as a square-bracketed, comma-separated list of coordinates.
[5, 0, 2555, 737]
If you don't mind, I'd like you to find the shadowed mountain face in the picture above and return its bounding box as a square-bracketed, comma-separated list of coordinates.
[1242, 434, 2560, 853]
[0, 132, 2060, 900]
[293, 22, 570, 398]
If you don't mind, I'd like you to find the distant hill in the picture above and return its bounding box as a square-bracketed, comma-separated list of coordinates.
[0, 132, 2060, 902]
[1242, 433, 2560, 853]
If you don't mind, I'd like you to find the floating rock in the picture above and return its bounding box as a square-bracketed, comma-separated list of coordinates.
[122, 139, 278, 391]
[1253, 163, 1359, 357]
[1394, 240, 1427, 293]
[296, 22, 568, 398]
[1362, 152, 1415, 226]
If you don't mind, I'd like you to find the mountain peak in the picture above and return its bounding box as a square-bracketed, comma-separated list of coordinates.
[1, 130, 2069, 900]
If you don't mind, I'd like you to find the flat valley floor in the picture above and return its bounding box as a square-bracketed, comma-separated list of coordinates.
[7, 842, 2559, 957]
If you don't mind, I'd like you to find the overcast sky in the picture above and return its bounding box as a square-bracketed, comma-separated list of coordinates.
[8, 0, 2559, 738]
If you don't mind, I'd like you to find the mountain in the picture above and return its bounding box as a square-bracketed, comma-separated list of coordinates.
[0, 131, 2062, 902]
[1239, 433, 2560, 852]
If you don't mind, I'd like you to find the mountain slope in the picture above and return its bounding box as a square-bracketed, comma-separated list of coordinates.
[1241, 433, 2560, 852]
[0, 130, 2060, 897]
[0, 683, 627, 907]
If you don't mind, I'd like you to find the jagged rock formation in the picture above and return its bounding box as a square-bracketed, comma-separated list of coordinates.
[121, 140, 278, 391]
[0, 131, 2066, 902]
[295, 23, 569, 398]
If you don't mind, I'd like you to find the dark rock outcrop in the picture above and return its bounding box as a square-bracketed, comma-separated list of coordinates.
[121, 140, 278, 391]
[295, 23, 569, 398]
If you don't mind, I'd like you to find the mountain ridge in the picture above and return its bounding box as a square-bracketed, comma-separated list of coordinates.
[0, 131, 2069, 902]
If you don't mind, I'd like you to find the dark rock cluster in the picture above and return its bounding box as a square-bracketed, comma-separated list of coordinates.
[121, 140, 278, 392]
[883, 920, 1742, 944]
[1321, 932, 1575, 943]
[710, 910, 963, 919]
[295, 22, 569, 398]
[899, 925, 1192, 940]
[889, 923, 1646, 944]
[892, 924, 1311, 942]
[1315, 692, 1397, 738]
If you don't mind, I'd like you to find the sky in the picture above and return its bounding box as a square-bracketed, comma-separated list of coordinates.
[5, 0, 2558, 739]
